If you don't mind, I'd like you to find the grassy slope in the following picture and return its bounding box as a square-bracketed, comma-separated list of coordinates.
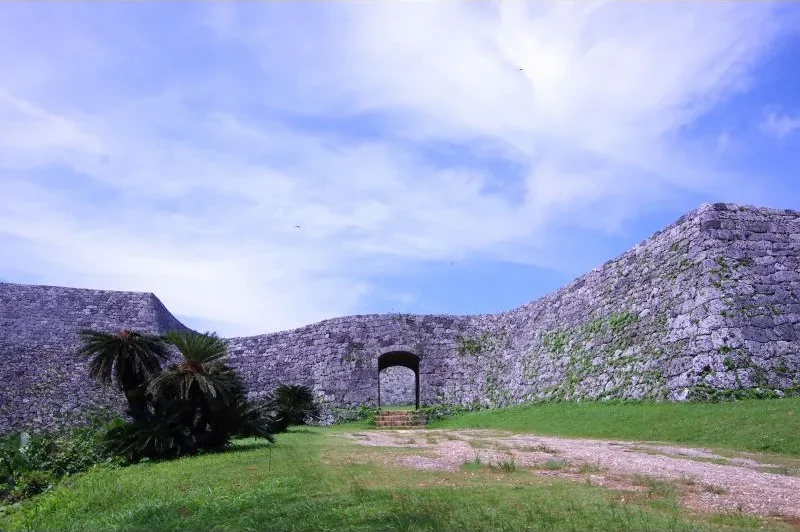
[0, 428, 782, 532]
[432, 398, 800, 455]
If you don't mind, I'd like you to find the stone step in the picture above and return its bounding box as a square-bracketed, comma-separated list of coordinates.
[375, 416, 426, 421]
[374, 411, 427, 428]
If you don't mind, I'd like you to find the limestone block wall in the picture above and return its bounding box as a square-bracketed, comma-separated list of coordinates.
[225, 314, 474, 408]
[379, 366, 417, 406]
[437, 203, 800, 405]
[0, 284, 189, 434]
[1, 202, 799, 435]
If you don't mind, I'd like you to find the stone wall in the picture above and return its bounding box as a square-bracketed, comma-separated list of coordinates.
[379, 366, 416, 406]
[1, 203, 799, 434]
[442, 203, 800, 405]
[0, 284, 189, 433]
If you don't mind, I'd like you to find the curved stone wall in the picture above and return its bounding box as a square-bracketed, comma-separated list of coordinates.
[1, 202, 799, 434]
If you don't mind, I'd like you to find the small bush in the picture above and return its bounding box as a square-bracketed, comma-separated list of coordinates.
[419, 403, 484, 423]
[13, 470, 56, 500]
[269, 385, 321, 433]
[1, 425, 111, 504]
[23, 427, 110, 476]
[103, 404, 197, 463]
[331, 406, 380, 425]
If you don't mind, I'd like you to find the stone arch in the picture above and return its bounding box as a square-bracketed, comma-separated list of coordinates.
[377, 349, 420, 410]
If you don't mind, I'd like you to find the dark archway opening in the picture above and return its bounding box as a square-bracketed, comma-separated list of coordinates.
[377, 351, 420, 410]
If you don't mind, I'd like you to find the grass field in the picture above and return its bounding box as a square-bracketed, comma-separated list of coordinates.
[432, 398, 800, 455]
[3, 398, 799, 531]
[1, 425, 794, 532]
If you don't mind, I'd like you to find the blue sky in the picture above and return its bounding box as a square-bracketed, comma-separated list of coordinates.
[1, 2, 799, 337]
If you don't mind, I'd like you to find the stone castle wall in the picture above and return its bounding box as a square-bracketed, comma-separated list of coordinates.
[0, 284, 189, 433]
[1, 203, 799, 434]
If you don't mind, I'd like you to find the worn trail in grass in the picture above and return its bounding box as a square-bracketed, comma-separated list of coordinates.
[432, 398, 800, 455]
[1, 427, 789, 532]
[346, 428, 800, 521]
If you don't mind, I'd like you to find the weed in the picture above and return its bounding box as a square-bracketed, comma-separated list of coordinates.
[491, 459, 517, 473]
[702, 484, 727, 495]
[631, 474, 678, 499]
[461, 455, 482, 472]
[576, 462, 604, 475]
[456, 334, 492, 356]
[518, 443, 560, 454]
[499, 459, 517, 473]
[542, 459, 568, 470]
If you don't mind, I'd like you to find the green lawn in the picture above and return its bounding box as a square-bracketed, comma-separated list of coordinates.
[1, 427, 787, 532]
[432, 398, 800, 455]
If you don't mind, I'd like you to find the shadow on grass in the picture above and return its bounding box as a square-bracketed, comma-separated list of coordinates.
[285, 428, 322, 435]
[228, 438, 275, 452]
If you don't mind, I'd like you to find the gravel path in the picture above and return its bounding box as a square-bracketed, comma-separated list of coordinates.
[342, 429, 800, 520]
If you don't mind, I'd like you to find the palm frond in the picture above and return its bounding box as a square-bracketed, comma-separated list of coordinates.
[78, 329, 170, 392]
[165, 330, 228, 364]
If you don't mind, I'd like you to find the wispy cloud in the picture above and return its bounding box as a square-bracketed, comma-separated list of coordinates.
[760, 110, 800, 138]
[0, 2, 795, 335]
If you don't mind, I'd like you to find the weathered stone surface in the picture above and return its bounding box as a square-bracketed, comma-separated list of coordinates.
[379, 366, 416, 406]
[0, 285, 189, 433]
[1, 203, 799, 434]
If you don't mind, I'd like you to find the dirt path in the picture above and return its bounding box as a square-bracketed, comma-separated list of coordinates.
[342, 429, 800, 520]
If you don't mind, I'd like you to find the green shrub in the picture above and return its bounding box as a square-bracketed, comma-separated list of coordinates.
[12, 470, 56, 500]
[1, 425, 111, 504]
[103, 402, 197, 463]
[331, 406, 380, 425]
[419, 403, 484, 422]
[269, 384, 321, 433]
[23, 427, 110, 477]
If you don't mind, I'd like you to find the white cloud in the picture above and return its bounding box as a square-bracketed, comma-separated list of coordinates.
[0, 2, 793, 335]
[760, 111, 800, 138]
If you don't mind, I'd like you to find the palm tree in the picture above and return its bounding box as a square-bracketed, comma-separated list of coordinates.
[146, 331, 247, 449]
[146, 331, 242, 406]
[271, 384, 321, 433]
[78, 329, 172, 418]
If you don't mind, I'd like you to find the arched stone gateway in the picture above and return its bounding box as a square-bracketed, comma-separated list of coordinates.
[378, 350, 420, 410]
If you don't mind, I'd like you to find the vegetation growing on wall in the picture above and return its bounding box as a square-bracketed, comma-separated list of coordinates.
[533, 310, 658, 401]
[456, 333, 492, 356]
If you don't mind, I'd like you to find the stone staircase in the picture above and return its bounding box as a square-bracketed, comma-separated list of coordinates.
[374, 410, 428, 428]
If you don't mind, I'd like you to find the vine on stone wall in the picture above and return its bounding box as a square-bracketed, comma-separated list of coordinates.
[456, 333, 492, 356]
[536, 310, 652, 401]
